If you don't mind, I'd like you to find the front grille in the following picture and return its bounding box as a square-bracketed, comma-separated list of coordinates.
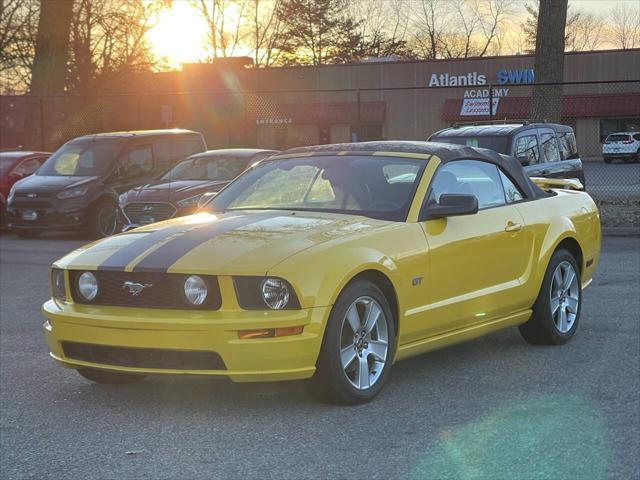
[69, 271, 221, 309]
[62, 342, 226, 370]
[124, 202, 176, 224]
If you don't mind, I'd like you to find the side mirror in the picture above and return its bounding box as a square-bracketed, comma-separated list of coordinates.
[424, 193, 478, 219]
[197, 191, 217, 209]
[516, 154, 530, 166]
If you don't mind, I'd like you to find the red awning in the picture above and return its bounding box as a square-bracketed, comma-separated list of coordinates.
[252, 101, 386, 125]
[442, 93, 640, 121]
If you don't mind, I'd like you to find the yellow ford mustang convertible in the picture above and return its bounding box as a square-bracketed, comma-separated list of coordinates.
[43, 141, 600, 404]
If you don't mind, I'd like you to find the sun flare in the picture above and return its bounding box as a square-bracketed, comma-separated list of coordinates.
[146, 2, 210, 68]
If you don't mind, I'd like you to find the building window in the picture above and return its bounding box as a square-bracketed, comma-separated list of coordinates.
[351, 124, 383, 142]
[600, 118, 640, 142]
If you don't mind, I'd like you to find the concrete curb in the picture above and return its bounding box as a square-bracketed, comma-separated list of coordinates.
[602, 227, 640, 237]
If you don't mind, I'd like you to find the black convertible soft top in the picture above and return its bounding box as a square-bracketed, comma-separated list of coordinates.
[278, 141, 546, 200]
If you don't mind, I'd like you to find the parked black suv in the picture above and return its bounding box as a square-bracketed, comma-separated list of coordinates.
[429, 122, 586, 187]
[6, 130, 206, 238]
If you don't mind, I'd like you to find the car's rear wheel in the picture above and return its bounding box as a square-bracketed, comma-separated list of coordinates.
[89, 199, 118, 238]
[308, 279, 395, 405]
[603, 157, 612, 164]
[519, 248, 582, 345]
[77, 367, 145, 385]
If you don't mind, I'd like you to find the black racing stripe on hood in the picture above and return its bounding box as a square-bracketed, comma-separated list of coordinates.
[132, 212, 281, 273]
[97, 224, 199, 271]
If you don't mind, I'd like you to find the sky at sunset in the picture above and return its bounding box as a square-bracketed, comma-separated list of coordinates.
[145, 0, 640, 68]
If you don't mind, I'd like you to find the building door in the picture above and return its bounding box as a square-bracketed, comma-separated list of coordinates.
[319, 125, 331, 144]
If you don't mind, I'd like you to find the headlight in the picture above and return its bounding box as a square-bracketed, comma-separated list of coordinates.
[118, 193, 127, 206]
[7, 184, 17, 204]
[57, 186, 88, 200]
[177, 194, 203, 207]
[77, 271, 98, 301]
[183, 275, 208, 305]
[261, 278, 290, 309]
[51, 268, 66, 299]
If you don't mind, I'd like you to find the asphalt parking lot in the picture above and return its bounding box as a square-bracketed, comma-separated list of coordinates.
[583, 160, 640, 200]
[0, 233, 638, 480]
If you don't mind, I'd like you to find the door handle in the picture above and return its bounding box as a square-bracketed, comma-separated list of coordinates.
[505, 221, 522, 232]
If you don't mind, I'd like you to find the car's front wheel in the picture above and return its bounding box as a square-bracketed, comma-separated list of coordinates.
[309, 279, 395, 404]
[88, 199, 118, 238]
[519, 248, 582, 345]
[77, 367, 145, 385]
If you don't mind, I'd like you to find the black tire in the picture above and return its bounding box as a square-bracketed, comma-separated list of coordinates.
[636, 149, 640, 163]
[623, 157, 632, 164]
[88, 199, 118, 238]
[603, 157, 612, 164]
[77, 367, 145, 385]
[519, 249, 582, 345]
[308, 279, 396, 405]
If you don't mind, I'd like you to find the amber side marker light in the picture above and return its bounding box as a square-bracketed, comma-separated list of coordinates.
[238, 326, 304, 340]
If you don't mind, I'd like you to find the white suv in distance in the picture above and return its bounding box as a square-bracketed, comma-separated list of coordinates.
[602, 132, 640, 164]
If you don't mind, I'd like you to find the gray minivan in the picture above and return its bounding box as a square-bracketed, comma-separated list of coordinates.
[6, 130, 206, 238]
[429, 122, 586, 188]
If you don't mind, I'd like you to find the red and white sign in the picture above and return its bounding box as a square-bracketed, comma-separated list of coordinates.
[460, 97, 500, 116]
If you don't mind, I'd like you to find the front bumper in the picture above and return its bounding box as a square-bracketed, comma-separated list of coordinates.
[42, 299, 328, 382]
[7, 207, 86, 232]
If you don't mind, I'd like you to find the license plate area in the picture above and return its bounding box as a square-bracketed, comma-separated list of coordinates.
[21, 210, 38, 221]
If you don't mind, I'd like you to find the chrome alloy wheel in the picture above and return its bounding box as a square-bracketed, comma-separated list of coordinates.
[550, 260, 580, 333]
[339, 296, 389, 390]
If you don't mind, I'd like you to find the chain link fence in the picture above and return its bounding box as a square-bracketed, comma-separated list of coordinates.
[1, 80, 638, 228]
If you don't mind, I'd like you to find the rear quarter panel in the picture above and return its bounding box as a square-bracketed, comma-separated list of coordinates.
[515, 189, 601, 304]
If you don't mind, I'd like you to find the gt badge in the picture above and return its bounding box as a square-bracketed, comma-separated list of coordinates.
[122, 281, 152, 296]
[412, 277, 423, 286]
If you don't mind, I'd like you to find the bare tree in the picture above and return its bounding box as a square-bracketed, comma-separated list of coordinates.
[607, 3, 640, 49]
[66, 0, 162, 92]
[410, 0, 450, 59]
[244, 0, 287, 66]
[0, 0, 39, 93]
[346, 0, 409, 59]
[531, 0, 568, 123]
[410, 0, 516, 59]
[191, 0, 249, 58]
[567, 11, 605, 52]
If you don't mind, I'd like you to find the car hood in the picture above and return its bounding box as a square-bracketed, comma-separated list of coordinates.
[55, 210, 394, 275]
[121, 179, 228, 204]
[13, 174, 98, 193]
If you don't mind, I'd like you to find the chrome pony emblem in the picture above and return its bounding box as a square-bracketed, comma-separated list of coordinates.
[142, 205, 154, 212]
[26, 193, 37, 198]
[122, 281, 152, 296]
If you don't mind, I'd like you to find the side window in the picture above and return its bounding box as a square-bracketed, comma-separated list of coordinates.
[153, 138, 204, 170]
[499, 170, 523, 203]
[634, 134, 640, 141]
[540, 132, 561, 163]
[174, 139, 204, 159]
[123, 146, 153, 178]
[557, 132, 578, 160]
[513, 135, 540, 165]
[382, 163, 421, 184]
[13, 158, 42, 176]
[152, 142, 172, 169]
[428, 160, 506, 210]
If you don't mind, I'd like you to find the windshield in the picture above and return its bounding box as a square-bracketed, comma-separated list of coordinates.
[431, 135, 509, 154]
[161, 156, 249, 181]
[0, 155, 18, 175]
[606, 134, 630, 142]
[203, 155, 425, 222]
[37, 142, 121, 177]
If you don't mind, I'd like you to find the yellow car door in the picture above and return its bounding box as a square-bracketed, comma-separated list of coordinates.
[418, 159, 532, 336]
